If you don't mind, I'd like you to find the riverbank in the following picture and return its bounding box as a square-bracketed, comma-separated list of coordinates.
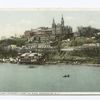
[0, 51, 100, 65]
[1, 59, 100, 67]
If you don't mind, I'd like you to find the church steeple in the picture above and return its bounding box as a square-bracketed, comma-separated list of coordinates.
[52, 18, 56, 35]
[52, 18, 56, 28]
[61, 15, 64, 26]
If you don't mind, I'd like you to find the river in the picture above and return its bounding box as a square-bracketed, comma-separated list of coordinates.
[0, 63, 100, 92]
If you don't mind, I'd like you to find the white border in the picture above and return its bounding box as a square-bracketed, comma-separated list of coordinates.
[0, 92, 100, 95]
[0, 0, 100, 8]
[0, 0, 100, 100]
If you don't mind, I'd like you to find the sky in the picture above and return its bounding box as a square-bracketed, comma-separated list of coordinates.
[0, 10, 100, 38]
[0, 0, 100, 38]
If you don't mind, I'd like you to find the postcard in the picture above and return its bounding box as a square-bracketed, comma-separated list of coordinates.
[0, 9, 100, 95]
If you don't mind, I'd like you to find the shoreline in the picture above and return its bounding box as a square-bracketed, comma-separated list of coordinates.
[0, 61, 100, 67]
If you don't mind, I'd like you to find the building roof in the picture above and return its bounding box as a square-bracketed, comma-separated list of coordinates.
[21, 53, 30, 57]
[29, 53, 42, 57]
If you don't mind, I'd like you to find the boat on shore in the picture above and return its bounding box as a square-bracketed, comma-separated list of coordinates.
[18, 52, 45, 64]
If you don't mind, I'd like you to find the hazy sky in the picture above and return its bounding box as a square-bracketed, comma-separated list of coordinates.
[0, 10, 100, 38]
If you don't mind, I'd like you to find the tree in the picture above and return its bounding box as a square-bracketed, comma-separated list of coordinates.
[77, 26, 100, 37]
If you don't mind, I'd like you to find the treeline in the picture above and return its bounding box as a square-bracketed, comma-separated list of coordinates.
[64, 25, 100, 37]
[0, 37, 27, 47]
[77, 26, 100, 37]
[0, 37, 27, 58]
[0, 48, 18, 58]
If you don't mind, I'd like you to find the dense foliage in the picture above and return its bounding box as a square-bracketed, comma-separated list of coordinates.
[0, 37, 27, 47]
[77, 26, 100, 37]
[0, 37, 27, 58]
[67, 37, 95, 46]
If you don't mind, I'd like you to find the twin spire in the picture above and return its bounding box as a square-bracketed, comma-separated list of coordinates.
[52, 15, 64, 27]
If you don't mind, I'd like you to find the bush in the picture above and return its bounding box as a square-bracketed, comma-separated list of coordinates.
[69, 37, 95, 46]
[70, 47, 100, 57]
[0, 37, 27, 47]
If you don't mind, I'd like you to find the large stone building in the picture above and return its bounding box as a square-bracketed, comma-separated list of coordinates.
[24, 16, 73, 42]
[52, 15, 73, 41]
[24, 27, 52, 42]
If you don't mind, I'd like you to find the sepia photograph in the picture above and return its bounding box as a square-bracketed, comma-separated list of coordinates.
[0, 9, 100, 94]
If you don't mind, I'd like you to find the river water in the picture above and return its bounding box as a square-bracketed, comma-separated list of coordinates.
[0, 63, 100, 92]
